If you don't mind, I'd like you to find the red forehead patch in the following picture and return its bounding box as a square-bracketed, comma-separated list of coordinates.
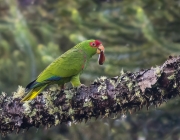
[90, 40, 102, 47]
[95, 40, 101, 46]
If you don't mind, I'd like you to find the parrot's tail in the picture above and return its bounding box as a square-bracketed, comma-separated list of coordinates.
[20, 85, 47, 102]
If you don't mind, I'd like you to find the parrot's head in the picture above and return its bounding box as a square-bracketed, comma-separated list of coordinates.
[78, 39, 105, 65]
[89, 40, 105, 65]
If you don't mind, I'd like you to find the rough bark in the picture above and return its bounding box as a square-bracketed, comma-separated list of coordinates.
[0, 56, 180, 136]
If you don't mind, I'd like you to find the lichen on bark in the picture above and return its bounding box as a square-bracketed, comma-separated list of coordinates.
[0, 56, 180, 136]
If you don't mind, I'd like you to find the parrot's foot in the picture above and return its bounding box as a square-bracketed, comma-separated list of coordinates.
[80, 84, 86, 88]
[76, 84, 86, 90]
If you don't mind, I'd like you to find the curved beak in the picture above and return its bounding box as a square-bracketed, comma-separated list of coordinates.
[96, 44, 105, 54]
[96, 44, 105, 65]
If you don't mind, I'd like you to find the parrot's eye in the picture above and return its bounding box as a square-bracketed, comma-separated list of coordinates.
[92, 42, 96, 46]
[90, 42, 97, 47]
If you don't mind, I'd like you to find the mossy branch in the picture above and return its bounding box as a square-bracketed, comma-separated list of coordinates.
[0, 56, 180, 136]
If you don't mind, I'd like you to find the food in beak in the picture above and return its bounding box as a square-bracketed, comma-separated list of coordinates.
[98, 51, 105, 65]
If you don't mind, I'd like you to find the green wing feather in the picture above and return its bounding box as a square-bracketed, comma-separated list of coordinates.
[37, 48, 86, 83]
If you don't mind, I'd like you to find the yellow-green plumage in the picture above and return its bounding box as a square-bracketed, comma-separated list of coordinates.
[21, 40, 98, 102]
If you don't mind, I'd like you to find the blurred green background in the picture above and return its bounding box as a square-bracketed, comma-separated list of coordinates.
[1, 0, 180, 139]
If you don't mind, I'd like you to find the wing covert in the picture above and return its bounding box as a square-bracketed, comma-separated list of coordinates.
[37, 48, 85, 82]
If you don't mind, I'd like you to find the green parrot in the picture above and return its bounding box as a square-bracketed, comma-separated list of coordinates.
[20, 40, 105, 102]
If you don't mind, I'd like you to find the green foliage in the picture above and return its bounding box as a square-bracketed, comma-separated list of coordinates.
[0, 0, 180, 139]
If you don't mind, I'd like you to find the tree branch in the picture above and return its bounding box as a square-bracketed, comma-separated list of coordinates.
[0, 56, 180, 136]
